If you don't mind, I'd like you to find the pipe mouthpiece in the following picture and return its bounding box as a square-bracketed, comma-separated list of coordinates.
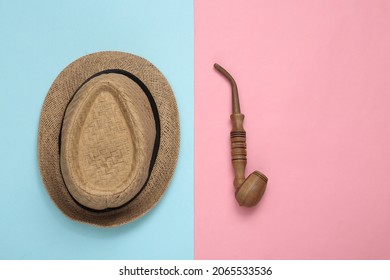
[214, 63, 241, 114]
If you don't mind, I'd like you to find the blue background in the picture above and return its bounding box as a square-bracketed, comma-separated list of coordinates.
[0, 0, 193, 259]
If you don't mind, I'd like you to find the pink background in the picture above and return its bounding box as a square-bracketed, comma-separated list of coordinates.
[195, 0, 390, 259]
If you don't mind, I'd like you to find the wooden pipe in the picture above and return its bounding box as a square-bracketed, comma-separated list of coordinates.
[214, 63, 268, 207]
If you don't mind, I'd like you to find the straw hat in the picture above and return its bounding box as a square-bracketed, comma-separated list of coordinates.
[38, 51, 180, 227]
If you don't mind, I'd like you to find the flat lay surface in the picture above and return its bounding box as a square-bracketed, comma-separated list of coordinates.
[195, 0, 390, 259]
[1, 0, 390, 260]
[0, 0, 193, 259]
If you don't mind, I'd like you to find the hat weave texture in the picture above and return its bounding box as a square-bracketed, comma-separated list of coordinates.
[38, 51, 180, 227]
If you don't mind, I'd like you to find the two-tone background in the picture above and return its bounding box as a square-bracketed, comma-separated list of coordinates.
[1, 0, 390, 259]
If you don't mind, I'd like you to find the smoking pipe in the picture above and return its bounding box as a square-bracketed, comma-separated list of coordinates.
[214, 63, 268, 207]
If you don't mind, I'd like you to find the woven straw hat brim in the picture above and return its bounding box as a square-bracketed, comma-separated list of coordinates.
[38, 51, 180, 227]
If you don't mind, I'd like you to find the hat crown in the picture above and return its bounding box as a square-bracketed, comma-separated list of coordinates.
[60, 73, 156, 210]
